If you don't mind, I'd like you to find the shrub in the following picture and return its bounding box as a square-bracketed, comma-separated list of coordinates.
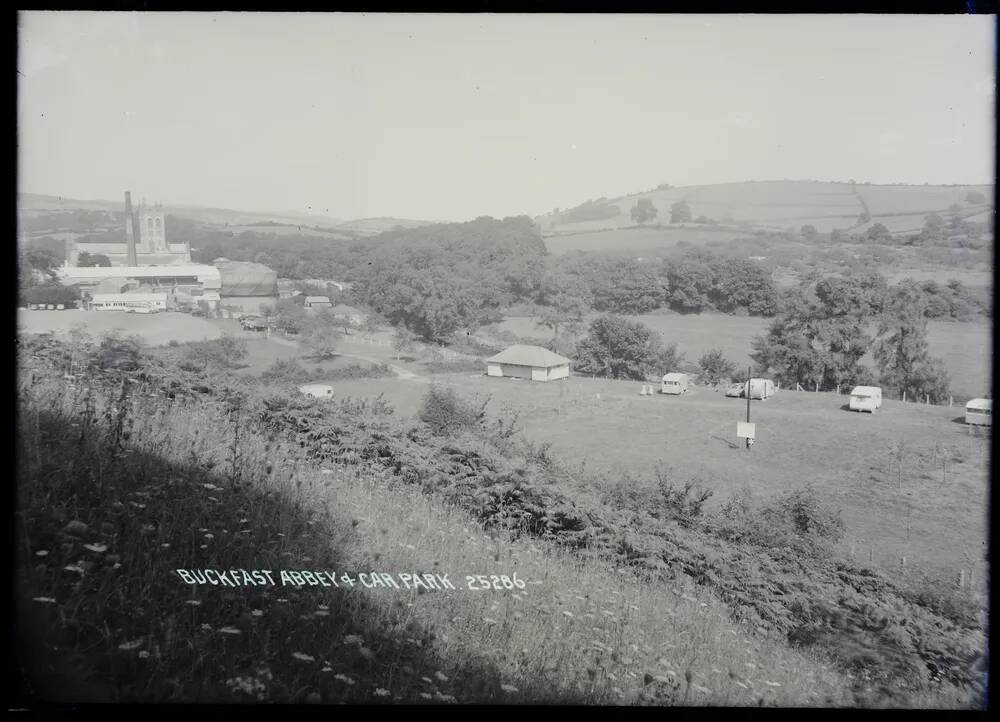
[418, 384, 488, 436]
[654, 465, 714, 527]
[715, 486, 844, 557]
[698, 349, 738, 385]
[261, 358, 312, 384]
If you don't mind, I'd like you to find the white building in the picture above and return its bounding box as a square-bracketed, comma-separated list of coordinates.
[303, 296, 332, 310]
[486, 345, 571, 382]
[57, 264, 223, 293]
[89, 293, 169, 312]
[298, 384, 334, 399]
[965, 398, 992, 426]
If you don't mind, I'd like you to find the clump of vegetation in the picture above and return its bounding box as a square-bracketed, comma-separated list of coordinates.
[698, 349, 738, 385]
[260, 358, 312, 384]
[418, 384, 489, 436]
[324, 363, 395, 380]
[421, 358, 484, 374]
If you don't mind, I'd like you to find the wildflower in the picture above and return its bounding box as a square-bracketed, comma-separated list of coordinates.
[764, 681, 781, 687]
[317, 604, 329, 611]
[358, 647, 374, 660]
[292, 652, 315, 662]
[204, 534, 214, 540]
[500, 684, 518, 693]
[32, 597, 56, 603]
[314, 610, 329, 617]
[419, 693, 432, 700]
[343, 634, 363, 645]
[199, 624, 213, 631]
[562, 611, 574, 618]
[321, 667, 333, 673]
[693, 684, 711, 694]
[63, 564, 85, 574]
[138, 651, 150, 659]
[421, 677, 433, 684]
[185, 600, 201, 606]
[736, 682, 748, 689]
[333, 674, 355, 685]
[435, 671, 448, 682]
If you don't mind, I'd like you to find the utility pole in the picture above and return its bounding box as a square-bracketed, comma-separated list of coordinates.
[746, 366, 752, 449]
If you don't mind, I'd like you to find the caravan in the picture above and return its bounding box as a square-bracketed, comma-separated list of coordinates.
[746, 378, 775, 400]
[849, 386, 883, 413]
[965, 398, 992, 426]
[661, 372, 690, 395]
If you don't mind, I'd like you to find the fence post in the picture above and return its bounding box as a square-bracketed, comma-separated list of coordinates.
[969, 569, 976, 591]
[926, 395, 930, 405]
[902, 391, 906, 403]
[869, 547, 874, 563]
[837, 384, 840, 395]
[900, 556, 906, 568]
[957, 569, 965, 589]
[949, 396, 953, 407]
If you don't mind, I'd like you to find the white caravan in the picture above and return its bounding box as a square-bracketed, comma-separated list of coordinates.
[965, 398, 992, 426]
[746, 378, 775, 400]
[849, 386, 883, 413]
[661, 372, 690, 395]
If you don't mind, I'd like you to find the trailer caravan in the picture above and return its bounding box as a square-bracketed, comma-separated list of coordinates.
[661, 372, 690, 395]
[965, 398, 992, 426]
[746, 378, 775, 400]
[849, 386, 883, 413]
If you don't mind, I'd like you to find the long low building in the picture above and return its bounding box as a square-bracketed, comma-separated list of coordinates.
[486, 344, 572, 381]
[56, 264, 223, 293]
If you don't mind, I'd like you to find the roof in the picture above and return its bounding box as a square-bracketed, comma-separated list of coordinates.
[58, 264, 221, 279]
[487, 344, 572, 368]
[90, 293, 168, 301]
[304, 296, 331, 304]
[966, 398, 992, 409]
[662, 372, 688, 380]
[851, 385, 882, 394]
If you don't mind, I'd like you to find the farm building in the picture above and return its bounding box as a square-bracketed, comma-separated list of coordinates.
[965, 398, 992, 426]
[298, 384, 333, 399]
[486, 345, 571, 382]
[303, 296, 332, 310]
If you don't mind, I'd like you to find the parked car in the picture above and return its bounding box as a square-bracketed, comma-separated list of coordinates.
[725, 381, 745, 398]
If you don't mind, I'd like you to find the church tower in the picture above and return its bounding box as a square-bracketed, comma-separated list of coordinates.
[138, 200, 167, 253]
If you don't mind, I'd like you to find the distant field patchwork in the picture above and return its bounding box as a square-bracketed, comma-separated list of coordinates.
[543, 226, 747, 255]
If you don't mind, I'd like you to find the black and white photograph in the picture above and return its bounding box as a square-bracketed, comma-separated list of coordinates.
[14, 11, 994, 708]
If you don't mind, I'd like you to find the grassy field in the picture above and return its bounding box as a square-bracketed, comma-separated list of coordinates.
[497, 312, 992, 400]
[17, 310, 224, 346]
[18, 353, 868, 706]
[543, 227, 748, 256]
[855, 185, 993, 216]
[325, 369, 990, 585]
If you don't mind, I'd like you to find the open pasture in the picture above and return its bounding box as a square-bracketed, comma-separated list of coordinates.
[17, 309, 224, 346]
[329, 368, 989, 581]
[856, 185, 993, 216]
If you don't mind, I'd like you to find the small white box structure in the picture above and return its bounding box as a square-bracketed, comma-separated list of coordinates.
[737, 422, 756, 440]
[849, 385, 883, 413]
[298, 384, 334, 399]
[746, 378, 775, 400]
[661, 372, 690, 395]
[965, 398, 992, 426]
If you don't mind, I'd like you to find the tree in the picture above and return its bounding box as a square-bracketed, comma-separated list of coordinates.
[800, 225, 819, 241]
[670, 200, 692, 224]
[574, 314, 673, 380]
[873, 284, 951, 402]
[392, 326, 418, 360]
[76, 251, 112, 267]
[858, 210, 871, 224]
[630, 198, 658, 224]
[965, 190, 986, 205]
[665, 256, 713, 312]
[363, 313, 383, 340]
[865, 223, 891, 243]
[709, 258, 779, 316]
[25, 248, 62, 278]
[698, 349, 738, 385]
[304, 327, 340, 359]
[830, 228, 848, 243]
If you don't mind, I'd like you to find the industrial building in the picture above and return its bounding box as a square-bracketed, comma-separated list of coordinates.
[67, 193, 191, 266]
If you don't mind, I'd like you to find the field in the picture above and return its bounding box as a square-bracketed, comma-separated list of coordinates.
[17, 309, 224, 346]
[537, 181, 994, 240]
[498, 312, 992, 400]
[321, 369, 989, 583]
[543, 226, 748, 255]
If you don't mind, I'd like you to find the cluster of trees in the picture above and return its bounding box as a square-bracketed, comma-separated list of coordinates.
[76, 251, 111, 267]
[574, 314, 684, 380]
[750, 273, 952, 401]
[626, 199, 695, 225]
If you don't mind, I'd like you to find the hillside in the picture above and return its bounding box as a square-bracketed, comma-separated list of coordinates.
[17, 193, 436, 242]
[536, 180, 994, 244]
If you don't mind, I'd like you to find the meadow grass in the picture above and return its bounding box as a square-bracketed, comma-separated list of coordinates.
[15, 371, 860, 705]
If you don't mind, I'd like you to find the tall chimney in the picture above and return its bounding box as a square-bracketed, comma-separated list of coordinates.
[125, 191, 138, 266]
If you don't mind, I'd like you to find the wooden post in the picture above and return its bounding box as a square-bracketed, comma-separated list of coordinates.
[849, 542, 855, 558]
[869, 547, 874, 563]
[815, 382, 819, 393]
[926, 394, 930, 405]
[836, 384, 840, 395]
[949, 396, 953, 407]
[969, 569, 976, 591]
[902, 391, 906, 403]
[958, 569, 966, 589]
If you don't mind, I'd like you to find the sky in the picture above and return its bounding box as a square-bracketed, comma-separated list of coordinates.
[17, 12, 997, 223]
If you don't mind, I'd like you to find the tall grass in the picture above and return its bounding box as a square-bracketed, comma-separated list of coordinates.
[16, 371, 855, 705]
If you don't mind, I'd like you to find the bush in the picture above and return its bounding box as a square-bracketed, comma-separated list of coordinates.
[260, 358, 312, 384]
[418, 384, 488, 436]
[715, 486, 845, 557]
[698, 349, 738, 385]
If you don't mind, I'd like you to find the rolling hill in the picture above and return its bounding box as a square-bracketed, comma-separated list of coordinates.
[535, 180, 994, 253]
